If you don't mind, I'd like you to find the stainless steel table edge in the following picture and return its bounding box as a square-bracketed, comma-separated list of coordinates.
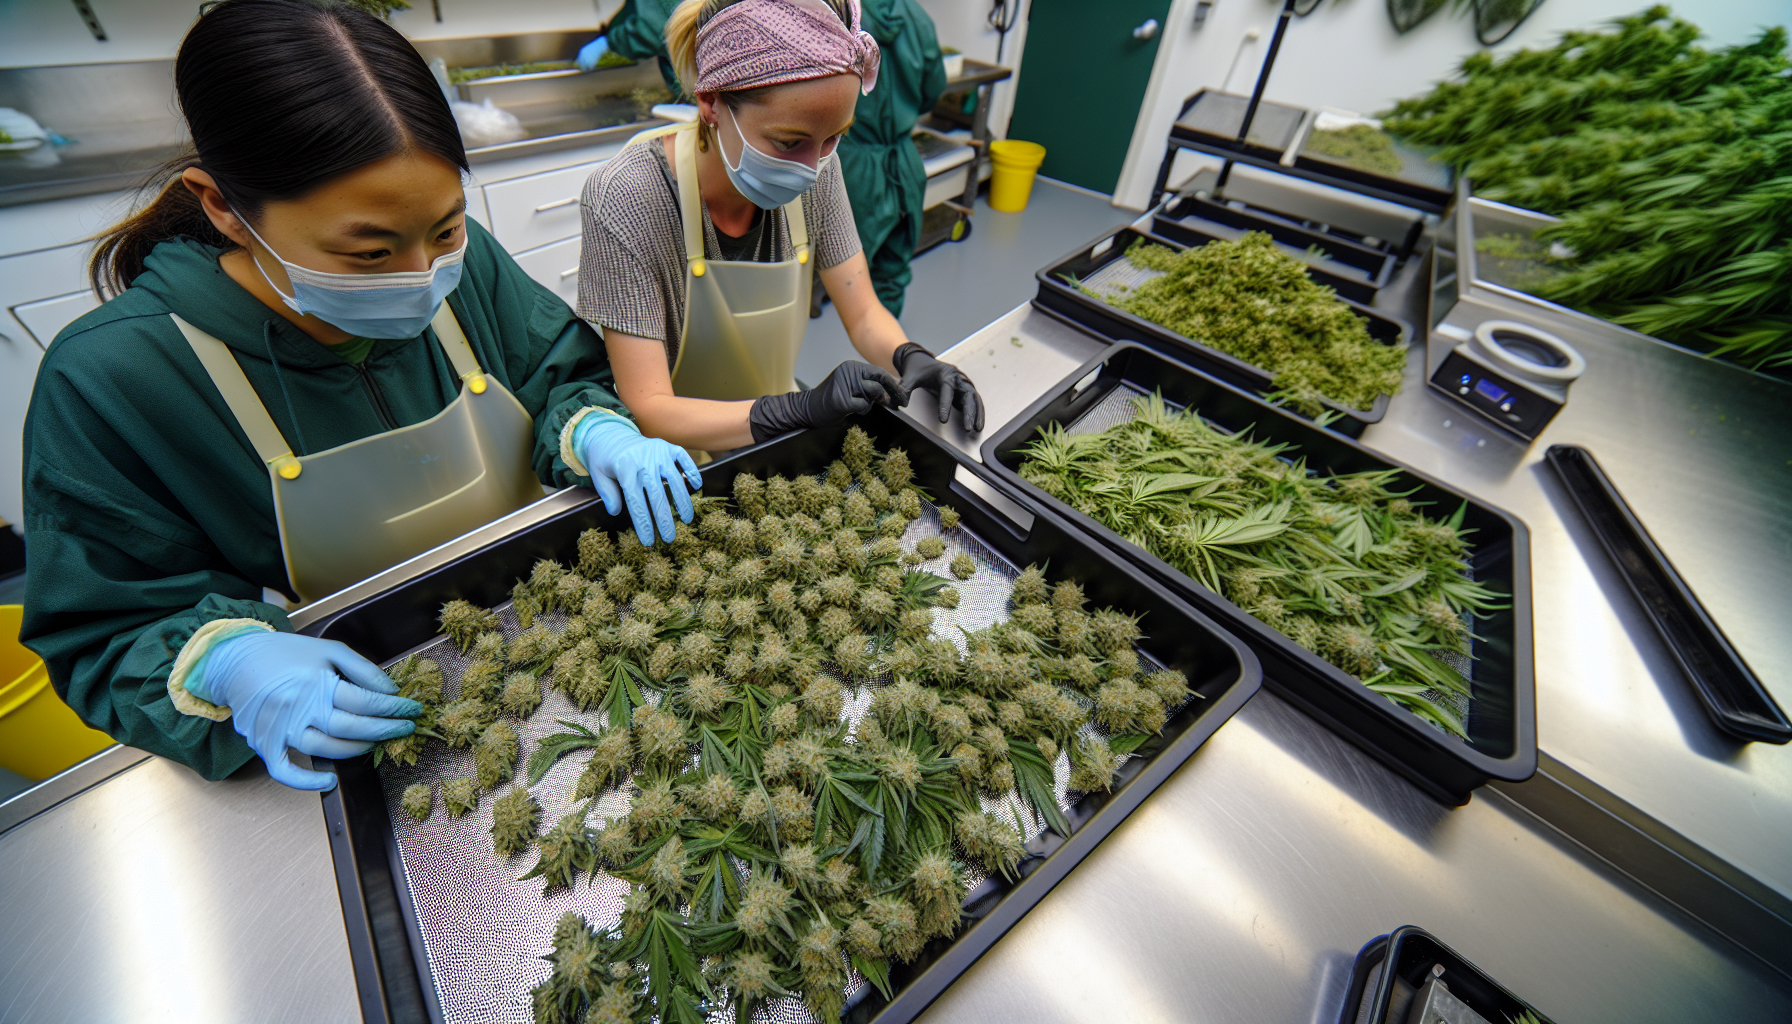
[0, 743, 149, 836]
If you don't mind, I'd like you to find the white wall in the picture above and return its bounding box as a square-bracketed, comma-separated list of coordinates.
[1111, 0, 1792, 209]
[0, 0, 622, 68]
[914, 0, 1032, 138]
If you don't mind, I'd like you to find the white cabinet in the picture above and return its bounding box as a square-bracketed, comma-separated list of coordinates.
[13, 290, 101, 347]
[481, 161, 600, 254]
[510, 235, 582, 308]
[0, 239, 94, 531]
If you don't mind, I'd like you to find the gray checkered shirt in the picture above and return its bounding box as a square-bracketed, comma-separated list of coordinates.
[577, 135, 862, 369]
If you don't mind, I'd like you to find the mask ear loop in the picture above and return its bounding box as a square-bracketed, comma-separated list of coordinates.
[232, 210, 306, 315]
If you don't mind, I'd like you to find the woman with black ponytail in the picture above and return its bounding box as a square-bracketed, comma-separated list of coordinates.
[20, 0, 699, 792]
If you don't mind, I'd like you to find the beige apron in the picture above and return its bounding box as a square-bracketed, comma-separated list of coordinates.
[629, 121, 813, 401]
[172, 305, 545, 604]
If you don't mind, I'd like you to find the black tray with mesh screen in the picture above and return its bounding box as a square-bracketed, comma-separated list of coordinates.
[1150, 193, 1397, 304]
[1169, 88, 1309, 159]
[1339, 926, 1558, 1024]
[1034, 226, 1410, 438]
[1294, 126, 1455, 211]
[978, 342, 1535, 805]
[306, 406, 1260, 1024]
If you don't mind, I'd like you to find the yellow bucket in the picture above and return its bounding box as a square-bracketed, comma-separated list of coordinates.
[988, 139, 1047, 213]
[0, 605, 113, 780]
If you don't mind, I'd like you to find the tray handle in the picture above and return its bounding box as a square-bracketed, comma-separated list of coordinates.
[947, 464, 1034, 541]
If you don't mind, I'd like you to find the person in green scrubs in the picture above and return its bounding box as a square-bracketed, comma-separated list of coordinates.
[836, 0, 946, 316]
[19, 0, 697, 792]
[577, 0, 685, 96]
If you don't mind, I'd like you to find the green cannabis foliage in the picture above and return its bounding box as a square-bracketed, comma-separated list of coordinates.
[1084, 236, 1406, 415]
[1304, 124, 1406, 177]
[1383, 6, 1792, 373]
[384, 426, 1188, 1024]
[1019, 394, 1501, 737]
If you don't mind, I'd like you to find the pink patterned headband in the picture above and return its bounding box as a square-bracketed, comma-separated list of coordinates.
[694, 0, 881, 96]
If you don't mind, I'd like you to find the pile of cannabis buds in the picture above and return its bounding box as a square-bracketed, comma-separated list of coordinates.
[376, 427, 1193, 1024]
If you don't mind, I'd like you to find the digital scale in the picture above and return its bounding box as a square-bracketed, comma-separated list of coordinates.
[1428, 318, 1585, 440]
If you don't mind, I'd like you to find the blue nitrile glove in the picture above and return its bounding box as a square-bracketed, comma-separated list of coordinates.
[576, 35, 612, 73]
[574, 412, 702, 546]
[188, 631, 421, 792]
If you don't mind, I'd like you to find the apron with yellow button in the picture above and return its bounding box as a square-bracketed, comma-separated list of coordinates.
[171, 305, 545, 604]
[629, 120, 813, 401]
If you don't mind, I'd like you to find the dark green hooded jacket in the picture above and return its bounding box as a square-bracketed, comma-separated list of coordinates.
[837, 0, 947, 314]
[20, 219, 628, 779]
[604, 0, 683, 97]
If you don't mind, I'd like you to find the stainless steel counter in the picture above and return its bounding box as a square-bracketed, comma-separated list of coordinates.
[5, 281, 1792, 1021]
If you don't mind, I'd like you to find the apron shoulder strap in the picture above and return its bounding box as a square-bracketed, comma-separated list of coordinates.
[430, 303, 491, 395]
[673, 123, 708, 278]
[785, 192, 810, 266]
[170, 314, 303, 480]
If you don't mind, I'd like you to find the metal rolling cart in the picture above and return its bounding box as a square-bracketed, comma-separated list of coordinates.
[914, 58, 1012, 254]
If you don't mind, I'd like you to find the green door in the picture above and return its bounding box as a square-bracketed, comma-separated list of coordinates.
[1006, 0, 1172, 194]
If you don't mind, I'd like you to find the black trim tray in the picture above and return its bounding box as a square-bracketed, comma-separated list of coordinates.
[1150, 192, 1397, 304]
[978, 342, 1536, 805]
[305, 406, 1261, 1024]
[1339, 925, 1558, 1024]
[1546, 445, 1790, 744]
[1033, 225, 1412, 439]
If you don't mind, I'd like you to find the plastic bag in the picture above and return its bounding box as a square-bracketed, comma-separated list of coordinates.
[452, 98, 527, 149]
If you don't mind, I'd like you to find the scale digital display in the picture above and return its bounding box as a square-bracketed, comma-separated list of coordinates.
[1473, 378, 1510, 404]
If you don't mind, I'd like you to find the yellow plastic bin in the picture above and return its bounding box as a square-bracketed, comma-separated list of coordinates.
[1, 605, 113, 780]
[988, 139, 1047, 213]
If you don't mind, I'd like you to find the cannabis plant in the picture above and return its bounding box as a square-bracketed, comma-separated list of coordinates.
[1384, 6, 1792, 373]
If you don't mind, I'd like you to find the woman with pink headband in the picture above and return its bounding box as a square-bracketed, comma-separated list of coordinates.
[576, 0, 983, 452]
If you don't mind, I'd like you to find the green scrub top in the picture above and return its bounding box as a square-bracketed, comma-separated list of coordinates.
[604, 0, 683, 97]
[836, 0, 947, 316]
[19, 218, 631, 780]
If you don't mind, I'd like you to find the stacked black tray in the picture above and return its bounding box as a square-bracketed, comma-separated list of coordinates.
[1033, 225, 1412, 438]
[305, 407, 1261, 1024]
[1341, 926, 1558, 1024]
[979, 342, 1536, 805]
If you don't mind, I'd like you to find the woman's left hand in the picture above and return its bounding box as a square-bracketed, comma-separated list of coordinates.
[893, 343, 985, 433]
[574, 413, 702, 546]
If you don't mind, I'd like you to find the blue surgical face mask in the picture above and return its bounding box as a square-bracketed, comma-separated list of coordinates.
[718, 105, 826, 211]
[237, 213, 466, 339]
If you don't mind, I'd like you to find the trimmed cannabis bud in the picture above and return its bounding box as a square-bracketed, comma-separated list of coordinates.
[936, 587, 961, 609]
[914, 536, 945, 560]
[443, 777, 479, 819]
[491, 787, 541, 857]
[573, 728, 635, 800]
[841, 425, 876, 473]
[937, 504, 961, 530]
[391, 656, 444, 704]
[956, 810, 1024, 875]
[577, 527, 616, 576]
[501, 672, 543, 718]
[440, 600, 498, 652]
[528, 812, 595, 894]
[438, 698, 497, 747]
[474, 721, 520, 790]
[402, 783, 433, 821]
[950, 553, 976, 580]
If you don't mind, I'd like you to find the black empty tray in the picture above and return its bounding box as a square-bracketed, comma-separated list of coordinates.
[1033, 225, 1412, 438]
[1546, 445, 1790, 744]
[979, 342, 1536, 805]
[304, 406, 1261, 1024]
[1340, 926, 1558, 1024]
[1151, 193, 1397, 304]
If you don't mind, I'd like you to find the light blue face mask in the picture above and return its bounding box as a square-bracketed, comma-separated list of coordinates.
[718, 105, 830, 211]
[238, 214, 466, 339]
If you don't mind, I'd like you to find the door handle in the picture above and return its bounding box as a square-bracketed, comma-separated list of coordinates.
[559, 266, 580, 279]
[534, 197, 578, 212]
[1132, 18, 1160, 40]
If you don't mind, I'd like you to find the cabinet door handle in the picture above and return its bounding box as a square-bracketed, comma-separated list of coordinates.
[560, 266, 580, 279]
[534, 197, 578, 212]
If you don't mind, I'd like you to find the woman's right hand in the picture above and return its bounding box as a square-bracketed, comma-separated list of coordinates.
[574, 412, 703, 545]
[189, 630, 421, 791]
[748, 360, 908, 443]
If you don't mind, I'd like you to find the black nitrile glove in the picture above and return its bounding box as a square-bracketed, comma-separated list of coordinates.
[893, 342, 985, 433]
[748, 360, 909, 443]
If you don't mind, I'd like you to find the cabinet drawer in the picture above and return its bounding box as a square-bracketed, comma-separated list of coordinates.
[510, 236, 582, 308]
[13, 289, 102, 347]
[482, 161, 601, 253]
